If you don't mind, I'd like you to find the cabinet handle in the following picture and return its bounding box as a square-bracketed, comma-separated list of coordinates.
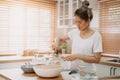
[113, 68, 116, 75]
[110, 67, 113, 76]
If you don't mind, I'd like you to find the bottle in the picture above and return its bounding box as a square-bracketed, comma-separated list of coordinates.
[60, 42, 67, 55]
[55, 49, 59, 57]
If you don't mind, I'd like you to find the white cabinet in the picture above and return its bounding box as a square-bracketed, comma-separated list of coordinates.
[115, 67, 120, 76]
[57, 0, 82, 28]
[96, 64, 120, 77]
[58, 0, 69, 28]
[96, 64, 110, 77]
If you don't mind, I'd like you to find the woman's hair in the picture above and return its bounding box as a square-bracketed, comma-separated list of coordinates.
[74, 1, 93, 21]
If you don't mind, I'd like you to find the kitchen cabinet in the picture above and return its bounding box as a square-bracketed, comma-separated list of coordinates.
[115, 67, 120, 76]
[57, 0, 82, 28]
[96, 64, 120, 77]
[96, 64, 110, 77]
[109, 66, 120, 76]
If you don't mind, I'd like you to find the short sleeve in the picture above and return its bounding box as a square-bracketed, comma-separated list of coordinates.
[93, 32, 103, 53]
[68, 31, 73, 40]
[67, 29, 77, 40]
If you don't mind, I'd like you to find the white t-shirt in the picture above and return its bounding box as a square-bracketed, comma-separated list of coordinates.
[68, 28, 103, 73]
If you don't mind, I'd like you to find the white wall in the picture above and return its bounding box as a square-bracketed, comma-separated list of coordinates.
[88, 0, 99, 30]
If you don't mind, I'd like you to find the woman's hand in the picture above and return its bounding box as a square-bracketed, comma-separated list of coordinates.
[62, 54, 79, 61]
[51, 41, 58, 51]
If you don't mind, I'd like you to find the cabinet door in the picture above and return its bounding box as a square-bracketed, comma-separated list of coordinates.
[64, 0, 69, 26]
[115, 67, 120, 76]
[109, 66, 120, 76]
[59, 0, 64, 26]
[71, 0, 82, 27]
[58, 0, 70, 28]
[58, 0, 83, 28]
[95, 64, 111, 77]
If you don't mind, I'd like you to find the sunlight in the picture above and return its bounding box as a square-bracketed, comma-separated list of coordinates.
[9, 4, 25, 54]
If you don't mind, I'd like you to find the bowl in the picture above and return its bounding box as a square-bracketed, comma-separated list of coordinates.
[33, 64, 63, 78]
[61, 70, 80, 80]
[21, 64, 34, 73]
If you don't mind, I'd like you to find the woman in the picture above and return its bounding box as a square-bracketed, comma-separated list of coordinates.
[59, 3, 103, 74]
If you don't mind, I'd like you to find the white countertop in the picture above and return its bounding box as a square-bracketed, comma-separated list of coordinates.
[0, 68, 62, 80]
[0, 56, 33, 63]
[101, 53, 120, 58]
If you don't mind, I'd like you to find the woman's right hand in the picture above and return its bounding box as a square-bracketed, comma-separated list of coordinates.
[51, 39, 58, 51]
[51, 35, 69, 51]
[51, 37, 64, 50]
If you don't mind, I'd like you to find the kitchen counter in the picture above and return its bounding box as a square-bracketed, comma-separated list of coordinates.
[100, 57, 120, 67]
[0, 68, 120, 80]
[0, 54, 120, 67]
[101, 53, 120, 58]
[0, 55, 120, 66]
[0, 68, 62, 80]
[0, 56, 32, 63]
[0, 53, 16, 56]
[0, 55, 120, 80]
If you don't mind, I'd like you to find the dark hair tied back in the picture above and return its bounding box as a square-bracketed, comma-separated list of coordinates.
[82, 0, 90, 7]
[74, 0, 93, 21]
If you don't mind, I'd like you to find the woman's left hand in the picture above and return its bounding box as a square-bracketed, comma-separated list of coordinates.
[62, 54, 79, 61]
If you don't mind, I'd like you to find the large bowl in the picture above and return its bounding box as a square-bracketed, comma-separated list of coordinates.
[33, 64, 62, 78]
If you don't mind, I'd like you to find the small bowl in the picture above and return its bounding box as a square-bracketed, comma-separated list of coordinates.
[61, 70, 81, 80]
[21, 65, 34, 73]
[33, 64, 63, 78]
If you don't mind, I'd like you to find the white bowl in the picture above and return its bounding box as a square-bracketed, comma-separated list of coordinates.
[33, 64, 63, 78]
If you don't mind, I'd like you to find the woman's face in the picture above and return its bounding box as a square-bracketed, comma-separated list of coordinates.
[75, 15, 90, 31]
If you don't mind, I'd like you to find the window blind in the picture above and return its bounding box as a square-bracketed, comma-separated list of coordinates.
[0, 1, 9, 53]
[0, 0, 57, 54]
[99, 0, 120, 54]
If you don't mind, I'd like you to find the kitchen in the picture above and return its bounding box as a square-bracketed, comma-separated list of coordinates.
[0, 0, 120, 80]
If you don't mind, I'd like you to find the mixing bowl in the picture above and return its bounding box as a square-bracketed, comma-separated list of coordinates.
[33, 64, 62, 78]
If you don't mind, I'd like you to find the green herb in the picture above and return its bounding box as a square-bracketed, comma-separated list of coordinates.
[60, 44, 67, 49]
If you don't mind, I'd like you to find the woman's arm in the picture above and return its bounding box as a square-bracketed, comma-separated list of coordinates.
[77, 52, 101, 63]
[63, 52, 101, 63]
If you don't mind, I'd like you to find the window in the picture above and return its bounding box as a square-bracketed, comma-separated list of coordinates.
[99, 0, 120, 54]
[0, 0, 57, 54]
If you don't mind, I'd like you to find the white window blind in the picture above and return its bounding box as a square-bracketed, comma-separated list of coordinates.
[0, 0, 57, 54]
[0, 1, 9, 53]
